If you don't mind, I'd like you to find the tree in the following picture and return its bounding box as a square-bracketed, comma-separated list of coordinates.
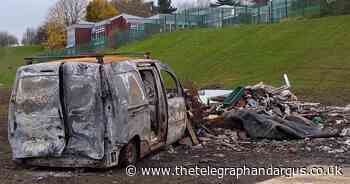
[112, 0, 156, 17]
[0, 32, 17, 47]
[211, 0, 240, 7]
[158, 0, 177, 14]
[176, 0, 197, 10]
[86, 0, 120, 22]
[335, 0, 350, 15]
[22, 25, 48, 46]
[46, 0, 87, 49]
[176, 0, 211, 10]
[47, 22, 67, 49]
[0, 31, 18, 47]
[48, 0, 88, 27]
[321, 0, 350, 16]
[22, 28, 37, 45]
[35, 24, 48, 44]
[196, 0, 211, 8]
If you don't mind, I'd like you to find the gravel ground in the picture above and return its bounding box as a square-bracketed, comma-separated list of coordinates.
[1, 89, 350, 184]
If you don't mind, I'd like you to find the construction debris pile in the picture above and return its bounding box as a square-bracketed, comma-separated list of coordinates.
[186, 75, 348, 142]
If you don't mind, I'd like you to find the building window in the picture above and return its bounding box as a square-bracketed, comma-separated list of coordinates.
[129, 24, 144, 32]
[92, 25, 106, 40]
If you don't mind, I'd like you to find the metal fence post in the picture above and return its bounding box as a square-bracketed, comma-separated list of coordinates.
[164, 15, 167, 32]
[185, 10, 187, 29]
[221, 8, 224, 27]
[285, 0, 289, 18]
[270, 0, 274, 23]
[302, 0, 305, 16]
[174, 14, 177, 31]
[245, 5, 248, 24]
[258, 5, 261, 24]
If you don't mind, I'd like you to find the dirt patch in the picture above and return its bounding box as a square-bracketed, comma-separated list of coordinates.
[0, 88, 9, 147]
[0, 88, 10, 102]
[1, 88, 350, 183]
[0, 87, 10, 117]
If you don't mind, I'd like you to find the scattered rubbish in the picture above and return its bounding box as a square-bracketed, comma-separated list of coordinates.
[223, 87, 245, 108]
[186, 121, 199, 145]
[312, 117, 324, 125]
[213, 153, 225, 158]
[187, 74, 349, 143]
[36, 176, 44, 181]
[191, 144, 204, 149]
[166, 145, 176, 154]
[33, 172, 73, 179]
[182, 162, 195, 167]
[150, 154, 160, 161]
[318, 146, 332, 152]
[224, 110, 337, 140]
[288, 147, 298, 153]
[179, 137, 193, 147]
[305, 147, 312, 152]
[340, 128, 350, 137]
[198, 90, 232, 105]
[343, 139, 350, 146]
[328, 148, 346, 154]
[199, 158, 216, 163]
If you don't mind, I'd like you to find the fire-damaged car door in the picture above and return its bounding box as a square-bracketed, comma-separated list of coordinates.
[158, 64, 187, 144]
[8, 63, 66, 159]
[62, 63, 105, 160]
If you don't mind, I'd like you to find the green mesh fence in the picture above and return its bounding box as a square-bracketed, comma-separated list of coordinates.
[43, 0, 350, 56]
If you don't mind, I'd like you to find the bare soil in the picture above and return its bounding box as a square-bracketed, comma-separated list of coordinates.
[1, 89, 350, 184]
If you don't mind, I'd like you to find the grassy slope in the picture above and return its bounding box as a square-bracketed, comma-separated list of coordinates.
[120, 15, 350, 104]
[0, 46, 45, 88]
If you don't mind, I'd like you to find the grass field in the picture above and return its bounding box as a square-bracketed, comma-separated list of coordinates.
[0, 46, 44, 88]
[1, 16, 350, 104]
[120, 15, 350, 105]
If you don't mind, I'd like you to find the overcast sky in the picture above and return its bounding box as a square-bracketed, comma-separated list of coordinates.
[0, 0, 206, 41]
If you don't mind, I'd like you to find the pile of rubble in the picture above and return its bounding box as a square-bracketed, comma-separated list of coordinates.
[186, 74, 350, 143]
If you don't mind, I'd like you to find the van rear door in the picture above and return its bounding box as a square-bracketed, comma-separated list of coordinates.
[8, 63, 66, 159]
[62, 63, 105, 160]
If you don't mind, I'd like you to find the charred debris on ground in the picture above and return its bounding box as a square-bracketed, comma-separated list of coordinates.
[181, 74, 350, 154]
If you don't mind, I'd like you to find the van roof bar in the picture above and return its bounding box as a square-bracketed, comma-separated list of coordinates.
[24, 52, 151, 65]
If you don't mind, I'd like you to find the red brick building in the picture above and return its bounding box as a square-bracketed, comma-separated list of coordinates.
[67, 14, 145, 48]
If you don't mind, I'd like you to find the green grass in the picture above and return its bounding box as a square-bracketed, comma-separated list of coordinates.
[1, 16, 350, 105]
[120, 15, 350, 105]
[0, 46, 45, 88]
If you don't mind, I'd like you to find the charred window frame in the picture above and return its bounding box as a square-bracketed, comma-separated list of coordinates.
[160, 70, 181, 99]
[126, 71, 148, 108]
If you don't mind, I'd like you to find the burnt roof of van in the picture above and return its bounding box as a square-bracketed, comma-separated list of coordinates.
[24, 52, 154, 65]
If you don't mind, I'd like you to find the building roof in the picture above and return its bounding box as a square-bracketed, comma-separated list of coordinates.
[79, 20, 95, 25]
[67, 20, 95, 30]
[95, 13, 145, 26]
[69, 13, 146, 29]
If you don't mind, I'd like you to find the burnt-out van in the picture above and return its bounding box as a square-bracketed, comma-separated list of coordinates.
[8, 54, 189, 168]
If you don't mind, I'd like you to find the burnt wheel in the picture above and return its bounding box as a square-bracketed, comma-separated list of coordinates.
[119, 139, 138, 167]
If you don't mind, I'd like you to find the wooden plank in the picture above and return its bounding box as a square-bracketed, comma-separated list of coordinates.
[186, 120, 199, 145]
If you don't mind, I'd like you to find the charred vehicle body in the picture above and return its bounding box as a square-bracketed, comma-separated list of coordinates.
[8, 54, 189, 168]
